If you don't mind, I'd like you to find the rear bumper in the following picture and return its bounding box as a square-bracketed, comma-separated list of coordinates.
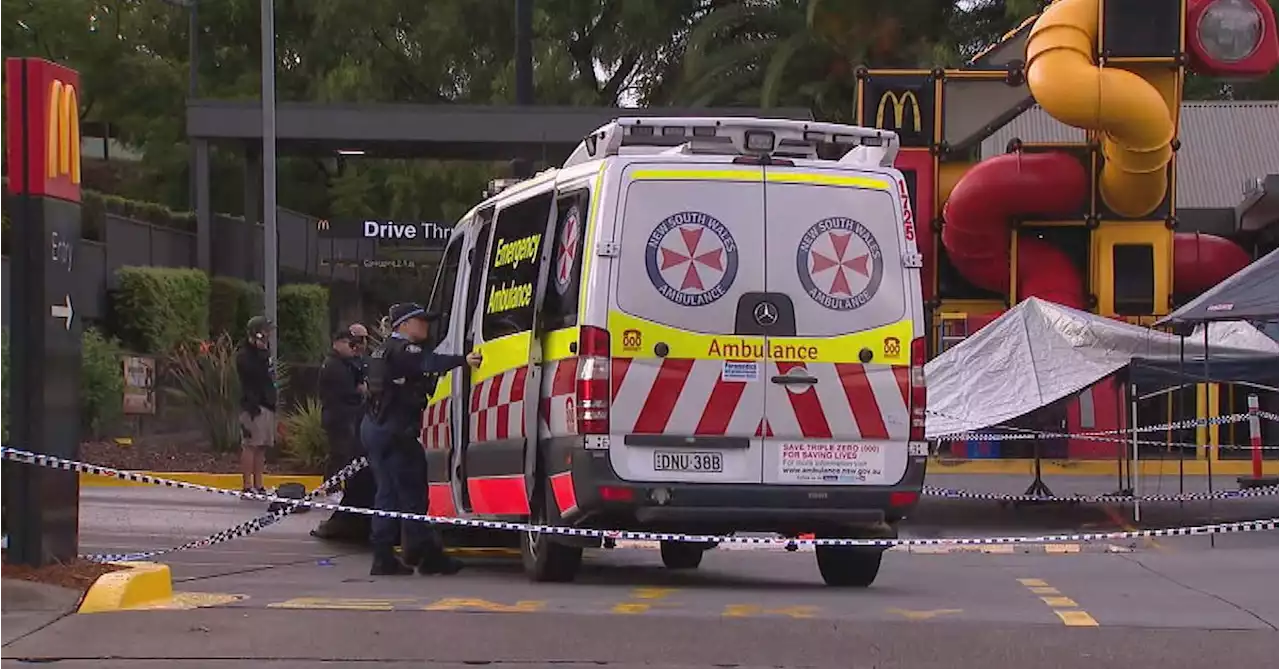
[557, 447, 926, 536]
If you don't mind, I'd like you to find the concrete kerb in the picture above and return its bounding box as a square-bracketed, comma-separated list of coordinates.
[81, 472, 325, 489]
[78, 458, 1277, 490]
[77, 562, 174, 614]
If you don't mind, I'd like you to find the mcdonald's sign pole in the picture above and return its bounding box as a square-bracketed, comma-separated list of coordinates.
[4, 58, 85, 566]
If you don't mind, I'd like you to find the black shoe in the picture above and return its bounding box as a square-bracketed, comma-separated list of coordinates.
[416, 553, 464, 576]
[370, 549, 414, 576]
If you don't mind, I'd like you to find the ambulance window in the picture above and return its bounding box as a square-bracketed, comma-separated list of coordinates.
[463, 208, 495, 342]
[542, 190, 590, 331]
[764, 181, 908, 336]
[424, 234, 464, 345]
[615, 176, 766, 334]
[481, 191, 553, 341]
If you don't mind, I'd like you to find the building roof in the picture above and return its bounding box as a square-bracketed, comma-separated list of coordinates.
[980, 101, 1279, 209]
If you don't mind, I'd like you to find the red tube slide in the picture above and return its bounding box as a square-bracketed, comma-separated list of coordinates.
[941, 151, 1090, 308]
[943, 151, 1251, 306]
[1172, 231, 1252, 295]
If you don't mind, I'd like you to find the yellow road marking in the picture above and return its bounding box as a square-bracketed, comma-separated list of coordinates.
[422, 598, 544, 613]
[1019, 578, 1099, 627]
[269, 597, 410, 611]
[1056, 610, 1100, 627]
[887, 608, 964, 621]
[1044, 544, 1082, 554]
[126, 592, 246, 611]
[722, 604, 818, 619]
[631, 587, 679, 600]
[611, 603, 651, 614]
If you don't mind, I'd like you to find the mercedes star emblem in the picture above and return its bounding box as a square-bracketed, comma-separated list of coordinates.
[753, 301, 779, 326]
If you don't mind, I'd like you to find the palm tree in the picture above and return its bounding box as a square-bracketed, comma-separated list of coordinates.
[672, 0, 1046, 120]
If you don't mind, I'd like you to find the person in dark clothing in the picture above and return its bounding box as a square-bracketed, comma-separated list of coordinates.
[364, 303, 481, 576]
[236, 316, 277, 494]
[311, 329, 372, 542]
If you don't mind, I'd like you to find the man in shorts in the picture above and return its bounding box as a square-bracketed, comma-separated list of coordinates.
[236, 315, 277, 494]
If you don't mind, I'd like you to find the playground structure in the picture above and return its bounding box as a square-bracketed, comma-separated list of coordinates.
[854, 0, 1279, 459]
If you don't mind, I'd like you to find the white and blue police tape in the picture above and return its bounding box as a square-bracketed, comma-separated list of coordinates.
[83, 456, 370, 562]
[921, 484, 1278, 504]
[3, 447, 1276, 548]
[933, 412, 1279, 449]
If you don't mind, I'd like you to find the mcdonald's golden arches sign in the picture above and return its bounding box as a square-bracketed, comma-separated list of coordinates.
[857, 72, 936, 149]
[5, 58, 82, 203]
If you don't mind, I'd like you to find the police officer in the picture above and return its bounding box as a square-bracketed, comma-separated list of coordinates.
[311, 328, 370, 542]
[363, 303, 481, 576]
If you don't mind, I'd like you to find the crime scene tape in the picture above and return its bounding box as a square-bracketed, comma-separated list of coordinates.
[931, 411, 1258, 440]
[921, 484, 1279, 504]
[1262, 411, 1279, 422]
[84, 456, 370, 562]
[932, 412, 1279, 449]
[3, 447, 1276, 548]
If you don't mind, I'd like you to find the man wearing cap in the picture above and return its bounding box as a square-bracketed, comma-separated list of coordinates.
[312, 328, 370, 541]
[236, 315, 277, 495]
[363, 302, 482, 576]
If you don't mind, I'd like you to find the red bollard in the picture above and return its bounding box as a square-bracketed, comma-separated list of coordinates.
[1233, 393, 1274, 491]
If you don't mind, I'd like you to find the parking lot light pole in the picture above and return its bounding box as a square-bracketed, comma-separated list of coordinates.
[261, 0, 278, 355]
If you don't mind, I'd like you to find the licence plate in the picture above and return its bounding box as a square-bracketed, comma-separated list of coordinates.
[653, 451, 723, 473]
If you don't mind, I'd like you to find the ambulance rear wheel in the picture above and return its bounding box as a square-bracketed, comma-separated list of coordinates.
[815, 545, 882, 587]
[521, 489, 583, 583]
[660, 541, 704, 570]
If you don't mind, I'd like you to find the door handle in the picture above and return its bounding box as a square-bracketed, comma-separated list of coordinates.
[771, 375, 817, 385]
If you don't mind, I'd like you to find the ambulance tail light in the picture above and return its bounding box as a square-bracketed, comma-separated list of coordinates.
[909, 337, 927, 442]
[577, 326, 612, 435]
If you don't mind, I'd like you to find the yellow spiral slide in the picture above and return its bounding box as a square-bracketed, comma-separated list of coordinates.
[1025, 0, 1176, 218]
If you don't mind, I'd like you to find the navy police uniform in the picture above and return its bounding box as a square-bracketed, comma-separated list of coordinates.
[363, 303, 469, 576]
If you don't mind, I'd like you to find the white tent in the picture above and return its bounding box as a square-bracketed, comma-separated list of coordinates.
[926, 298, 1278, 438]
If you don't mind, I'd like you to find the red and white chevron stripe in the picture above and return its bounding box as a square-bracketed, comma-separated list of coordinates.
[421, 397, 452, 451]
[610, 358, 910, 440]
[538, 358, 579, 438]
[763, 361, 910, 440]
[469, 367, 529, 443]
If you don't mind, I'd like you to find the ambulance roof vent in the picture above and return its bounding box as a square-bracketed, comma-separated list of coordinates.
[484, 178, 525, 199]
[563, 117, 900, 169]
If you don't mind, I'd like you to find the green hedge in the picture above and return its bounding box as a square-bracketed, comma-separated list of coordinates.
[209, 277, 265, 342]
[1, 328, 124, 441]
[278, 284, 329, 363]
[114, 267, 210, 354]
[0, 176, 202, 253]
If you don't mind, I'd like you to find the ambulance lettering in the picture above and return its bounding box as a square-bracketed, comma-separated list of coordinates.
[705, 339, 819, 361]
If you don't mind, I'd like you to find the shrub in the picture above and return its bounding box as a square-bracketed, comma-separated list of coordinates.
[165, 334, 241, 452]
[114, 267, 210, 354]
[4, 329, 128, 443]
[279, 398, 328, 471]
[278, 284, 329, 364]
[81, 329, 125, 439]
[209, 277, 265, 342]
[82, 190, 197, 241]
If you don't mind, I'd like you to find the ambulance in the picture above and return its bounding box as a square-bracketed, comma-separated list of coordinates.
[418, 116, 928, 586]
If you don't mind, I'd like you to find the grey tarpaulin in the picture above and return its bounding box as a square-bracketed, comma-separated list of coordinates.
[925, 298, 1277, 438]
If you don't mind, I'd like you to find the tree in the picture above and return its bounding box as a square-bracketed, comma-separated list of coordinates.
[670, 0, 1047, 119]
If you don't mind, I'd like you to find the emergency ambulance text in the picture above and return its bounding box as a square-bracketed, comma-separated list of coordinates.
[487, 281, 534, 314]
[492, 234, 542, 270]
[706, 339, 820, 361]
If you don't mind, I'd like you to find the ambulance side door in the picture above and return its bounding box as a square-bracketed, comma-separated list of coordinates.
[464, 191, 555, 517]
[421, 228, 468, 516]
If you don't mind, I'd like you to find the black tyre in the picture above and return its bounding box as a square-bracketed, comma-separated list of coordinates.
[660, 540, 704, 570]
[815, 545, 883, 587]
[521, 485, 583, 583]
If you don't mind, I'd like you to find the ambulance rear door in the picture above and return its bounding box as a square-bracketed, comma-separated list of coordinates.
[757, 165, 916, 486]
[606, 159, 768, 484]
